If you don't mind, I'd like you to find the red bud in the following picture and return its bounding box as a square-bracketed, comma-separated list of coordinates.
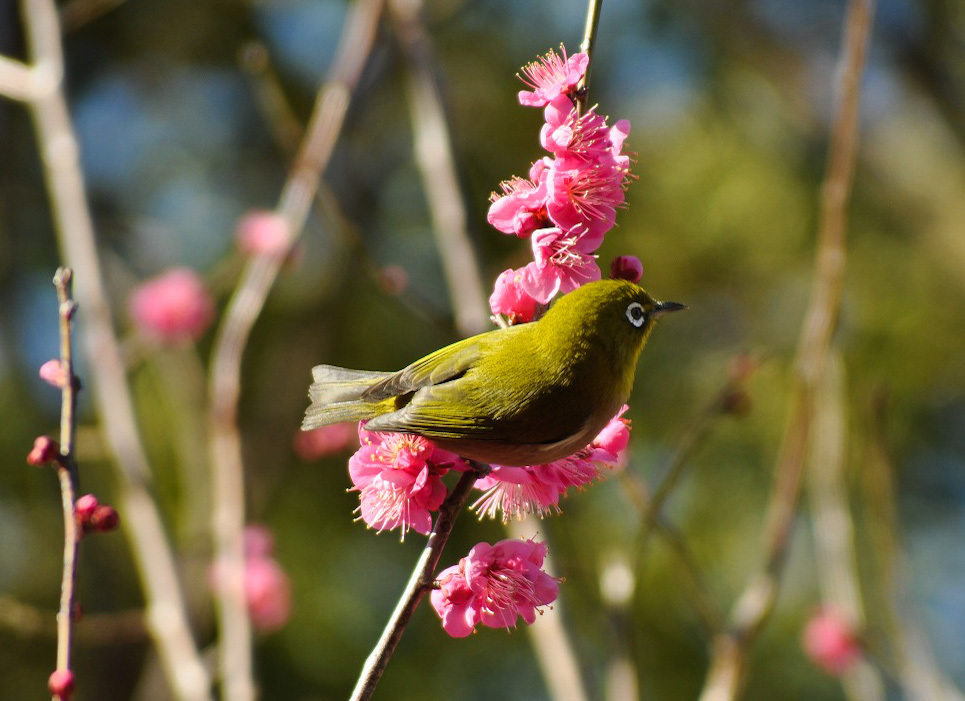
[27, 436, 60, 466]
[48, 669, 75, 699]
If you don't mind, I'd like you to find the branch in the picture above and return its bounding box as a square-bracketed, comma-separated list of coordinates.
[206, 2, 385, 698]
[350, 468, 481, 701]
[388, 0, 490, 337]
[807, 354, 885, 700]
[699, 0, 875, 698]
[53, 268, 80, 693]
[14, 1, 211, 697]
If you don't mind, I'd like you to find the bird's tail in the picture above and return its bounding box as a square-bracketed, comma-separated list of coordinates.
[301, 365, 394, 430]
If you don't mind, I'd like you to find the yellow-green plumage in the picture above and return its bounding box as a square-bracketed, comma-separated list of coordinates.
[302, 279, 684, 466]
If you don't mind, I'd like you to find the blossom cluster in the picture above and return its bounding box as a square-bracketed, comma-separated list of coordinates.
[430, 538, 559, 637]
[488, 46, 632, 323]
[348, 426, 470, 539]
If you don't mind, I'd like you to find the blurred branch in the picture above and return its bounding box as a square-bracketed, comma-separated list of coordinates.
[699, 0, 874, 698]
[350, 468, 482, 701]
[0, 596, 148, 644]
[863, 393, 965, 701]
[207, 1, 385, 699]
[508, 518, 591, 701]
[807, 353, 884, 700]
[388, 0, 490, 337]
[59, 0, 126, 32]
[5, 2, 211, 698]
[53, 268, 81, 690]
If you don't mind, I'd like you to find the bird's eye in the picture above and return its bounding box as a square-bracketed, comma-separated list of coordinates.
[626, 302, 646, 328]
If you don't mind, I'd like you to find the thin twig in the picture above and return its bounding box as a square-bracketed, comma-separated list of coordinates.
[574, 0, 603, 112]
[350, 468, 482, 701]
[207, 2, 385, 698]
[807, 353, 885, 700]
[53, 267, 80, 691]
[388, 0, 490, 337]
[9, 1, 211, 698]
[698, 1, 875, 698]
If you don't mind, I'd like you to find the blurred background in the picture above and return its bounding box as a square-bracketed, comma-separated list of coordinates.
[1, 0, 964, 698]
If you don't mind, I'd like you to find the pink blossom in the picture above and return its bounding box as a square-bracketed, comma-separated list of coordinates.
[245, 557, 292, 632]
[591, 405, 631, 461]
[610, 255, 643, 283]
[430, 538, 559, 637]
[348, 425, 467, 538]
[489, 268, 540, 324]
[236, 210, 290, 257]
[803, 609, 862, 675]
[128, 268, 215, 344]
[487, 175, 548, 238]
[545, 163, 625, 243]
[293, 423, 357, 460]
[520, 228, 601, 304]
[209, 525, 292, 633]
[518, 47, 588, 107]
[39, 359, 68, 388]
[540, 96, 612, 165]
[472, 407, 631, 522]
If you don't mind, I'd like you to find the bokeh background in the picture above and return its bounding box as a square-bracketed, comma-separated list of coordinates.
[1, 0, 964, 698]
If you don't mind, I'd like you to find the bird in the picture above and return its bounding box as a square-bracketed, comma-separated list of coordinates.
[301, 278, 685, 466]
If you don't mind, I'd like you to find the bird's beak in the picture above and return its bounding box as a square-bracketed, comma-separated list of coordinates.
[654, 300, 687, 317]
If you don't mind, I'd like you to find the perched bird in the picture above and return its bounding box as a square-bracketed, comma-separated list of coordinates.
[302, 279, 685, 466]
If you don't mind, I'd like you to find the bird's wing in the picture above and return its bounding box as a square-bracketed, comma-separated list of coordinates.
[361, 330, 503, 400]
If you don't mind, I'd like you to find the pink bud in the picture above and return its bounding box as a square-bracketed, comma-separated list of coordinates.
[236, 211, 290, 257]
[48, 669, 75, 699]
[128, 268, 215, 345]
[802, 609, 862, 675]
[75, 494, 99, 522]
[27, 436, 60, 466]
[293, 423, 357, 460]
[610, 255, 643, 283]
[39, 359, 69, 388]
[245, 557, 292, 633]
[378, 265, 409, 296]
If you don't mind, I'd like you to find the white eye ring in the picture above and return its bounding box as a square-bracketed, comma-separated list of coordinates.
[626, 302, 646, 328]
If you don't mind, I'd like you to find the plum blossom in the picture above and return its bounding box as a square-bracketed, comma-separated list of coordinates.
[802, 609, 862, 676]
[349, 425, 469, 538]
[39, 359, 68, 388]
[489, 48, 633, 311]
[518, 46, 588, 107]
[236, 210, 290, 257]
[293, 422, 358, 460]
[489, 268, 540, 323]
[472, 407, 631, 522]
[209, 524, 292, 633]
[430, 538, 559, 637]
[128, 267, 215, 344]
[520, 227, 601, 304]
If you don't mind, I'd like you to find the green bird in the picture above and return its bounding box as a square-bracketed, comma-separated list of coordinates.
[301, 278, 685, 466]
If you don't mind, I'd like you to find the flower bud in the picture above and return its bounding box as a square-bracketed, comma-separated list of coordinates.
[39, 359, 69, 389]
[75, 494, 99, 522]
[27, 436, 60, 466]
[128, 268, 215, 345]
[802, 609, 862, 675]
[609, 255, 643, 283]
[48, 669, 75, 699]
[87, 506, 120, 533]
[236, 210, 290, 257]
